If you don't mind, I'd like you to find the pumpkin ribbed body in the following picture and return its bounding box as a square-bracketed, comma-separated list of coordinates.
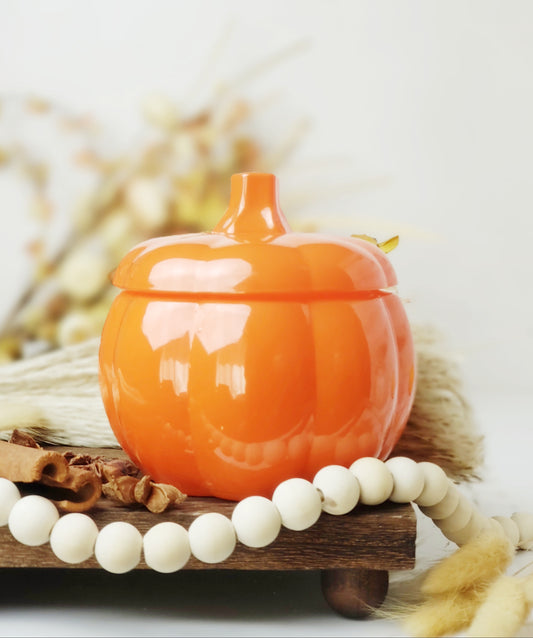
[99, 173, 416, 500]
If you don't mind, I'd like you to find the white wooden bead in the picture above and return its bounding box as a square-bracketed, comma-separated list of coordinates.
[492, 516, 520, 546]
[188, 513, 236, 563]
[385, 457, 424, 503]
[511, 512, 533, 550]
[420, 482, 460, 520]
[486, 517, 507, 537]
[231, 496, 281, 547]
[143, 522, 191, 572]
[0, 478, 21, 526]
[445, 510, 488, 546]
[436, 494, 474, 535]
[349, 458, 393, 506]
[8, 495, 59, 546]
[50, 513, 98, 564]
[272, 478, 322, 531]
[414, 462, 449, 507]
[95, 522, 143, 573]
[313, 465, 360, 515]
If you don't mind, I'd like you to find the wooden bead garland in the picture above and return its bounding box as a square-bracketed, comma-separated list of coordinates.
[385, 457, 424, 503]
[349, 458, 393, 505]
[415, 462, 449, 507]
[492, 515, 520, 546]
[143, 522, 191, 572]
[436, 493, 475, 535]
[272, 478, 322, 531]
[8, 494, 59, 547]
[0, 456, 532, 574]
[50, 513, 98, 564]
[419, 482, 460, 520]
[0, 477, 21, 526]
[94, 521, 143, 573]
[313, 465, 360, 515]
[188, 512, 236, 563]
[511, 512, 533, 550]
[231, 496, 282, 548]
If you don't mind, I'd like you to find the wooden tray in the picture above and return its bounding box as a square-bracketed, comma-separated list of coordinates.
[0, 448, 417, 618]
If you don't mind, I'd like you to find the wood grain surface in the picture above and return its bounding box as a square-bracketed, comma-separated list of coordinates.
[0, 447, 417, 572]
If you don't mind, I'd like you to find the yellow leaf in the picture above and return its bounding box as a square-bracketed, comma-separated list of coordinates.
[378, 235, 399, 253]
[351, 233, 378, 245]
[351, 234, 399, 253]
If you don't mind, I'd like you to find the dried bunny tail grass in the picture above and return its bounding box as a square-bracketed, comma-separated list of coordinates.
[421, 532, 514, 596]
[467, 576, 530, 638]
[523, 574, 533, 604]
[378, 534, 515, 636]
[371, 570, 435, 622]
[373, 533, 512, 620]
[404, 588, 485, 638]
[392, 323, 484, 481]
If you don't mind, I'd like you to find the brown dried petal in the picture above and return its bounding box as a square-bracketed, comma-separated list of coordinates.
[9, 429, 41, 448]
[97, 458, 140, 481]
[101, 475, 139, 504]
[145, 482, 187, 514]
[64, 452, 95, 466]
[133, 474, 152, 503]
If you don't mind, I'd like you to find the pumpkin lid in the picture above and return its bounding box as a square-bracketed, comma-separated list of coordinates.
[112, 172, 398, 298]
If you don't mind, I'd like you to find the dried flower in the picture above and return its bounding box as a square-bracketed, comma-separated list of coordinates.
[125, 176, 170, 231]
[142, 93, 180, 131]
[29, 194, 53, 221]
[57, 248, 110, 303]
[0, 48, 310, 357]
[56, 311, 95, 347]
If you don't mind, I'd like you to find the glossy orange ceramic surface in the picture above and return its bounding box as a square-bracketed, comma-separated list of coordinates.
[99, 173, 416, 500]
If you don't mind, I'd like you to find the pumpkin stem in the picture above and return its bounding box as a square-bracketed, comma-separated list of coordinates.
[213, 172, 291, 238]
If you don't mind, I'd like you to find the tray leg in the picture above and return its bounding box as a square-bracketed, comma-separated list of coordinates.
[320, 568, 389, 618]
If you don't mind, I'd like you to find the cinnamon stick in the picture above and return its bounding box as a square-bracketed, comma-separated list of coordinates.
[0, 440, 68, 483]
[0, 439, 101, 512]
[0, 431, 186, 513]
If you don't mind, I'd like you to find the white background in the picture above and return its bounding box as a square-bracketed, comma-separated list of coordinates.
[1, 0, 532, 394]
[0, 2, 532, 636]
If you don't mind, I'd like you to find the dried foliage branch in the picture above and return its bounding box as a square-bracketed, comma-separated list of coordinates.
[0, 43, 312, 361]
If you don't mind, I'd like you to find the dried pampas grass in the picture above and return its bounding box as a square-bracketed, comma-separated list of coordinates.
[393, 324, 484, 481]
[0, 337, 108, 446]
[0, 323, 484, 481]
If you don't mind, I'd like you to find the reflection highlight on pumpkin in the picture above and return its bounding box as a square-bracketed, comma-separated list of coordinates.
[148, 257, 253, 293]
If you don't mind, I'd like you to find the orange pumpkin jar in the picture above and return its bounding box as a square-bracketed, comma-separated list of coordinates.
[99, 173, 416, 500]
